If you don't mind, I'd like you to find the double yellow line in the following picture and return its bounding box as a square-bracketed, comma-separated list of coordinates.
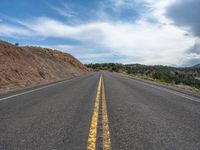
[87, 74, 111, 150]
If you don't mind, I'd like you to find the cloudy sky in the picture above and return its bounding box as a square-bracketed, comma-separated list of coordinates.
[0, 0, 199, 66]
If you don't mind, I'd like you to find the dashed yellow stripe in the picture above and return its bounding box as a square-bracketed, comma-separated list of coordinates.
[87, 76, 102, 150]
[102, 75, 111, 150]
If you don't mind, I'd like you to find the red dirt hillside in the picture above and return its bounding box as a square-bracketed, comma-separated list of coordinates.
[0, 40, 89, 94]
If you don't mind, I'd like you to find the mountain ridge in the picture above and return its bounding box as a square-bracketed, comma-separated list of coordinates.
[193, 64, 200, 68]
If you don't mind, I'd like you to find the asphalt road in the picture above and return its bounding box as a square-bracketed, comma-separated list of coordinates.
[0, 72, 200, 150]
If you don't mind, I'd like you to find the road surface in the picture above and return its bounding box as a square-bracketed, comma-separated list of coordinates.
[0, 72, 200, 150]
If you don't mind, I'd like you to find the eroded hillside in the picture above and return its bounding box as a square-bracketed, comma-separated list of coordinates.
[0, 40, 89, 94]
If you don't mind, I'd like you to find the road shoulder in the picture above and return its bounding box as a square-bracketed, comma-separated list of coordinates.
[120, 73, 200, 99]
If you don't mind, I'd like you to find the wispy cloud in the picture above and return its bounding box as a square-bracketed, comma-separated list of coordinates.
[49, 44, 126, 64]
[48, 3, 78, 18]
[0, 24, 31, 37]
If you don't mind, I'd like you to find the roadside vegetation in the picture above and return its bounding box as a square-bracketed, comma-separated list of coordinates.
[86, 63, 200, 92]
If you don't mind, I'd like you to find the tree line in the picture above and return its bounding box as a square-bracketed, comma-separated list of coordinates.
[86, 63, 200, 89]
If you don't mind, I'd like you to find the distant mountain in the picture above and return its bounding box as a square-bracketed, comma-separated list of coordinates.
[193, 64, 200, 68]
[0, 40, 89, 94]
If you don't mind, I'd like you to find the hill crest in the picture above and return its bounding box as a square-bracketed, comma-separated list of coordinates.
[0, 40, 89, 94]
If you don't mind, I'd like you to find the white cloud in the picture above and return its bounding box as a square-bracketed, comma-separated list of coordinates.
[0, 0, 199, 66]
[95, 22, 195, 65]
[13, 16, 194, 65]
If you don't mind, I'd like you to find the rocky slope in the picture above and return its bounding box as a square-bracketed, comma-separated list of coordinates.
[0, 40, 89, 94]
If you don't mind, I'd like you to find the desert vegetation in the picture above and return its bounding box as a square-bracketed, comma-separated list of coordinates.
[86, 63, 200, 89]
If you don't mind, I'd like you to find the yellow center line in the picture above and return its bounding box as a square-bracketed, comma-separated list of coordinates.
[102, 75, 111, 150]
[87, 74, 111, 150]
[87, 75, 102, 150]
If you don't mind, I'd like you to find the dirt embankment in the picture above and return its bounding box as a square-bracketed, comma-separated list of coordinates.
[0, 40, 89, 94]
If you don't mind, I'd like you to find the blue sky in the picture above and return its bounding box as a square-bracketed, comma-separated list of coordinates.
[0, 0, 200, 66]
